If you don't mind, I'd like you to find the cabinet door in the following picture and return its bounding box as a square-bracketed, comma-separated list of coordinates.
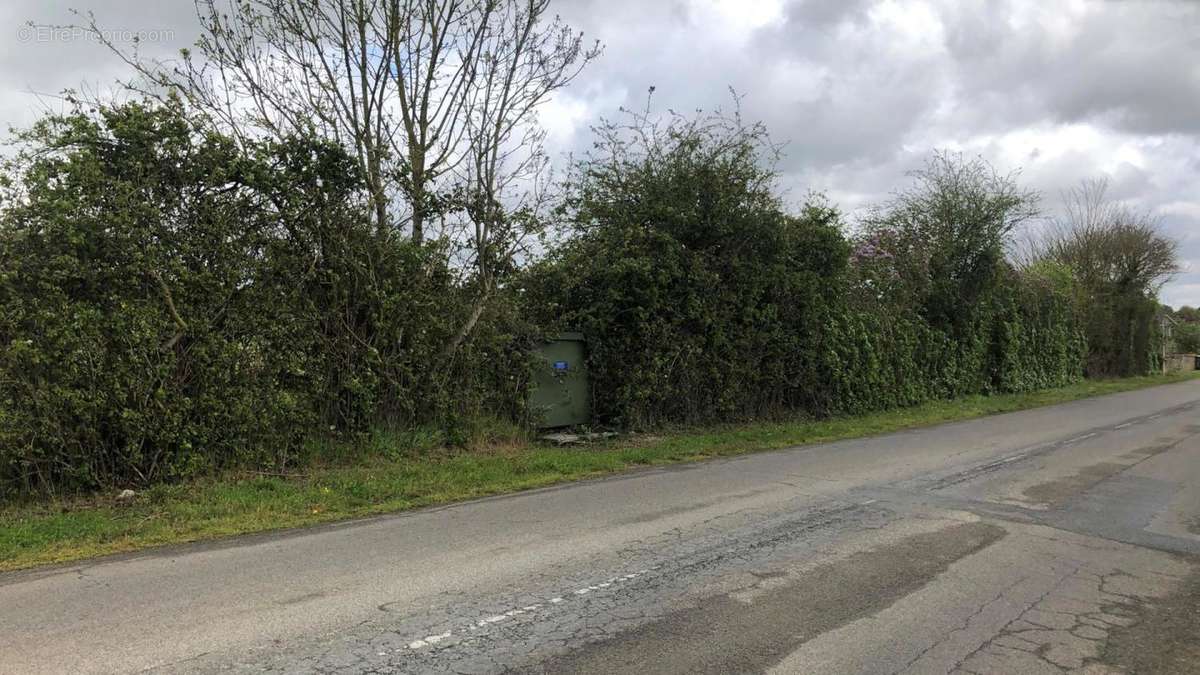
[531, 340, 589, 427]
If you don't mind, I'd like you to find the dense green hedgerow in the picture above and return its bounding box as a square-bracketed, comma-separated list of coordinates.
[521, 115, 1088, 427]
[0, 100, 1138, 497]
[0, 101, 533, 494]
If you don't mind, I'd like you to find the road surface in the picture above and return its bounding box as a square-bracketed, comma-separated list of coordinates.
[4, 381, 1200, 674]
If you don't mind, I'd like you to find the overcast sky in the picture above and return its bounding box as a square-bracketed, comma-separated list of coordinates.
[3, 0, 1198, 306]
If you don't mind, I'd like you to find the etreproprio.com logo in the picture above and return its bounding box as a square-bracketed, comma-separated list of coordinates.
[17, 24, 175, 44]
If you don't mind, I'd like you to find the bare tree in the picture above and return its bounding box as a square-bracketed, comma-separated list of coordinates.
[78, 0, 599, 354]
[1026, 178, 1181, 376]
[80, 0, 598, 247]
[1035, 178, 1180, 294]
[860, 151, 1040, 326]
[443, 0, 592, 356]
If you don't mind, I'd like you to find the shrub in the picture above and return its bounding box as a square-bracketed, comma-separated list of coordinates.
[1175, 321, 1200, 354]
[0, 102, 311, 491]
[0, 98, 1120, 497]
[525, 122, 1086, 427]
[0, 101, 534, 495]
[522, 109, 849, 426]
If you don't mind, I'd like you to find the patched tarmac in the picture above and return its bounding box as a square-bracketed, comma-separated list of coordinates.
[4, 381, 1200, 674]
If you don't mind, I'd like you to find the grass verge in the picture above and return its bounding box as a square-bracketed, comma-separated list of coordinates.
[2, 372, 1197, 573]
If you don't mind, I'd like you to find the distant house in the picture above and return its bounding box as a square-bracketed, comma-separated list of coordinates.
[1158, 311, 1198, 373]
[1159, 311, 1177, 354]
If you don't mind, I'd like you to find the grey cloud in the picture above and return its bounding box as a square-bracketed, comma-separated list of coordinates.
[783, 0, 872, 28]
[1, 0, 1197, 305]
[940, 0, 1200, 136]
[0, 1, 197, 126]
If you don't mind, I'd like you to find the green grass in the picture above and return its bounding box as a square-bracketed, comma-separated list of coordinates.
[2, 372, 1197, 573]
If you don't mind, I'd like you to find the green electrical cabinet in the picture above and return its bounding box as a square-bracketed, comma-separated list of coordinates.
[531, 332, 590, 428]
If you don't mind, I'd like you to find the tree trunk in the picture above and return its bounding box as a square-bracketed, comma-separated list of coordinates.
[410, 150, 426, 244]
[442, 288, 490, 359]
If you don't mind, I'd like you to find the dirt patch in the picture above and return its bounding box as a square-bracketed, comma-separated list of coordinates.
[1189, 518, 1200, 536]
[520, 521, 1007, 675]
[1024, 439, 1180, 507]
[1024, 462, 1132, 506]
[1120, 443, 1173, 461]
[1101, 560, 1200, 674]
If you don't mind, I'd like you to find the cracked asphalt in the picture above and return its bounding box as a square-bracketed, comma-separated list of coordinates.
[4, 380, 1200, 674]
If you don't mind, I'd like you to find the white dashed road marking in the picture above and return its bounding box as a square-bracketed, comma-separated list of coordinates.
[401, 566, 660, 652]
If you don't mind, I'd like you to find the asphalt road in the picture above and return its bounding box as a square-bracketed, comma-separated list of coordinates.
[4, 381, 1200, 674]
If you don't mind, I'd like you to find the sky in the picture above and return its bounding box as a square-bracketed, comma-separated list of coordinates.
[3, 0, 1198, 305]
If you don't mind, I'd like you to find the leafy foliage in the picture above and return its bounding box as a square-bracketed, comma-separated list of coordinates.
[523, 112, 1086, 427]
[0, 101, 531, 495]
[1173, 320, 1200, 354]
[1028, 179, 1179, 376]
[859, 152, 1040, 330]
[0, 99, 1150, 498]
